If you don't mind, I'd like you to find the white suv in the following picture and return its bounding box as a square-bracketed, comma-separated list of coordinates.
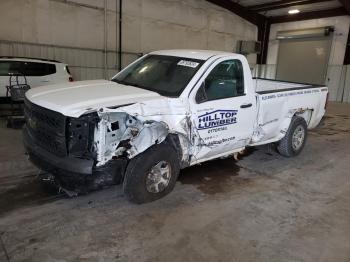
[0, 57, 73, 100]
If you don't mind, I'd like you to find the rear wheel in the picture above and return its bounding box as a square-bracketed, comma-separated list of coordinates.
[123, 143, 180, 204]
[277, 116, 307, 157]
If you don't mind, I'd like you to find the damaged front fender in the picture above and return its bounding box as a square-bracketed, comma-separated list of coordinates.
[127, 121, 168, 158]
[92, 97, 197, 168]
[94, 108, 170, 166]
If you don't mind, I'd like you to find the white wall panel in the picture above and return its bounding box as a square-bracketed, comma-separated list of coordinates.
[327, 65, 343, 101]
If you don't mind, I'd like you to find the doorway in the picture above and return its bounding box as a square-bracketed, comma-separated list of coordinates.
[275, 28, 333, 85]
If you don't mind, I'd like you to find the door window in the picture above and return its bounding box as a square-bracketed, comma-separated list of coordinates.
[0, 61, 22, 76]
[46, 64, 56, 75]
[196, 60, 245, 103]
[0, 61, 56, 76]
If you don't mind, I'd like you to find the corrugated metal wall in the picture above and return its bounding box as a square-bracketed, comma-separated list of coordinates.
[0, 40, 142, 81]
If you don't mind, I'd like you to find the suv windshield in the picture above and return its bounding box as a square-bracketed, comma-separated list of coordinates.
[112, 55, 204, 97]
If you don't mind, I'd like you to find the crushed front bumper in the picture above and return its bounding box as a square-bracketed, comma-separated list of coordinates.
[23, 127, 127, 193]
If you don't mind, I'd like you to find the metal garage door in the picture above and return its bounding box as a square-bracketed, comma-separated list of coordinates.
[276, 28, 333, 85]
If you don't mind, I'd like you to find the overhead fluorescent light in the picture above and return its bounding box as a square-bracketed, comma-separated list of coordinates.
[288, 9, 300, 14]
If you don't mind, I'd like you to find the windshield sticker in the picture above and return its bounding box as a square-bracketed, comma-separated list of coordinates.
[177, 60, 199, 68]
[198, 110, 238, 130]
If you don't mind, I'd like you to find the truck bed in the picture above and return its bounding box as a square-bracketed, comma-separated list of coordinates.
[253, 78, 324, 94]
[250, 78, 328, 146]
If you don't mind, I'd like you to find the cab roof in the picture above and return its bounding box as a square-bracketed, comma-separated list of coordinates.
[150, 49, 236, 60]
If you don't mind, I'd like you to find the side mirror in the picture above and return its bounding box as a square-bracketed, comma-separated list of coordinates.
[195, 82, 207, 104]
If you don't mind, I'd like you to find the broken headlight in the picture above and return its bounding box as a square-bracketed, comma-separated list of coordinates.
[67, 113, 98, 157]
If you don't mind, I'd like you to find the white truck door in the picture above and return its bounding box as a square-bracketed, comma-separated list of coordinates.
[189, 58, 256, 161]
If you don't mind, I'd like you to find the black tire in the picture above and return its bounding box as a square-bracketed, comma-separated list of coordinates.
[277, 116, 307, 157]
[123, 143, 180, 204]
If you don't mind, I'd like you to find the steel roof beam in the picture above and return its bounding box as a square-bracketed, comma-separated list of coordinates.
[270, 7, 348, 23]
[338, 0, 350, 14]
[248, 0, 333, 12]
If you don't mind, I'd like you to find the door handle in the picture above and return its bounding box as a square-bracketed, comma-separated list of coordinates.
[240, 103, 252, 108]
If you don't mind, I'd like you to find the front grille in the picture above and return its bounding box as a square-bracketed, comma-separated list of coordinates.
[24, 98, 67, 157]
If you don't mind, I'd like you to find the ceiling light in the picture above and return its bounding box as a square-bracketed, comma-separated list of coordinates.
[288, 9, 300, 14]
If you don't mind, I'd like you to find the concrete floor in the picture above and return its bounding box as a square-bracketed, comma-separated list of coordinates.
[0, 102, 349, 262]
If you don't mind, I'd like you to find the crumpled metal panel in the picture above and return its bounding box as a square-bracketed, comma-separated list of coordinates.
[93, 97, 211, 167]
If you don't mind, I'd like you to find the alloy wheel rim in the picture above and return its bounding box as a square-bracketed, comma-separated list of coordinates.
[292, 125, 305, 151]
[146, 161, 171, 193]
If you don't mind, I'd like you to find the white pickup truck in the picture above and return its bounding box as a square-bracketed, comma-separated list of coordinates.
[24, 50, 328, 203]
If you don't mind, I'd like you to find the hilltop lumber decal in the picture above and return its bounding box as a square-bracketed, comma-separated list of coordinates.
[198, 110, 238, 130]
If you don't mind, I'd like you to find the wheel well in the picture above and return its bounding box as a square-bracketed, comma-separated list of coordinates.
[294, 109, 313, 127]
[164, 134, 189, 168]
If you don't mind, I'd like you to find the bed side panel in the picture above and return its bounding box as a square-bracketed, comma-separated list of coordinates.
[254, 87, 326, 144]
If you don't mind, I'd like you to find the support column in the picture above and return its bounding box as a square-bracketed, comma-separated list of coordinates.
[257, 19, 271, 65]
[344, 27, 350, 65]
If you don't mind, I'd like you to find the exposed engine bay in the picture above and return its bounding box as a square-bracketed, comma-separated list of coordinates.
[94, 110, 169, 166]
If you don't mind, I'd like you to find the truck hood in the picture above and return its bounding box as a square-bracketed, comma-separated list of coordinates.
[25, 80, 162, 117]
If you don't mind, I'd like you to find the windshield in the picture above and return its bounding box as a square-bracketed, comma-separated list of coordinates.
[112, 55, 204, 97]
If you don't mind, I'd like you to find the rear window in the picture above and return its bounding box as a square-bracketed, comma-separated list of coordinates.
[22, 62, 56, 76]
[0, 61, 56, 76]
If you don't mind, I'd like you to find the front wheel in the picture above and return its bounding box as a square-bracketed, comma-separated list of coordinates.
[123, 143, 180, 204]
[277, 116, 307, 157]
